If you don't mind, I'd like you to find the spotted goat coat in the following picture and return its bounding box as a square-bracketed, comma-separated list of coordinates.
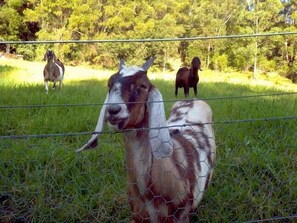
[77, 58, 216, 223]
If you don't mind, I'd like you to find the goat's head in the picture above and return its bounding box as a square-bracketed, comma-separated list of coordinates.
[191, 56, 202, 72]
[106, 58, 156, 130]
[43, 50, 56, 62]
[77, 57, 173, 158]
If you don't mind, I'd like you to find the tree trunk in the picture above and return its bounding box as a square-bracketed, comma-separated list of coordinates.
[6, 44, 10, 54]
[207, 42, 211, 69]
[253, 40, 257, 79]
[163, 48, 167, 73]
[253, 0, 259, 79]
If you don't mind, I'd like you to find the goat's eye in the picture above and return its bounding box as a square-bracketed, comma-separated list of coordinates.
[140, 84, 148, 89]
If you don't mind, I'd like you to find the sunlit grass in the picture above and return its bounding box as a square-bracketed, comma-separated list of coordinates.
[1, 58, 297, 93]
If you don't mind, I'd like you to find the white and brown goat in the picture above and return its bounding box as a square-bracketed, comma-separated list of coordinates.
[77, 58, 216, 223]
[43, 50, 65, 93]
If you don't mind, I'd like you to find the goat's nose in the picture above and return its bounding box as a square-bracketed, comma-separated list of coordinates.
[107, 105, 121, 115]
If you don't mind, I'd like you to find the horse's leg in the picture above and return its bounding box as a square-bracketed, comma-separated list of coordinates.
[175, 85, 178, 96]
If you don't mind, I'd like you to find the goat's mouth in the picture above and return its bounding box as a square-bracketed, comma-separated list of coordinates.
[107, 117, 128, 130]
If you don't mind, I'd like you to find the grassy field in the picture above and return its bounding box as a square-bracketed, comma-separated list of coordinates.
[0, 58, 297, 222]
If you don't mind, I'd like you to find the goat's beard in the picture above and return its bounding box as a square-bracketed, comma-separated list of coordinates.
[107, 117, 128, 130]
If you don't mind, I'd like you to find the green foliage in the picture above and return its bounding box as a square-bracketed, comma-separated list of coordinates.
[16, 45, 36, 60]
[211, 53, 228, 71]
[258, 55, 277, 72]
[0, 6, 22, 40]
[1, 0, 297, 82]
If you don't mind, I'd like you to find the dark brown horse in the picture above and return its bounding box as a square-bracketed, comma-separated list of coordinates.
[175, 57, 202, 97]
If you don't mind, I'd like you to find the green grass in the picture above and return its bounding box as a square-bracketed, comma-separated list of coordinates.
[0, 59, 297, 222]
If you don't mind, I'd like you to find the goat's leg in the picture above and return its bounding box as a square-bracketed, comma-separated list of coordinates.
[58, 80, 63, 89]
[53, 81, 57, 90]
[175, 86, 178, 96]
[184, 86, 189, 98]
[193, 85, 198, 97]
[44, 81, 49, 94]
[128, 184, 149, 222]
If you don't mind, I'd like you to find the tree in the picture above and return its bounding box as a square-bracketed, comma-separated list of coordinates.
[0, 0, 23, 53]
[244, 0, 283, 78]
[181, 0, 241, 69]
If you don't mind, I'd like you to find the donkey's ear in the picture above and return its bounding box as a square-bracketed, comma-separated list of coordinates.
[76, 93, 109, 152]
[147, 87, 173, 159]
[141, 57, 155, 71]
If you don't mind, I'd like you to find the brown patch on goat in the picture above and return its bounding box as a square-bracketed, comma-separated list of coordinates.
[184, 127, 211, 150]
[169, 100, 194, 123]
[138, 132, 200, 221]
[183, 127, 215, 183]
[120, 71, 153, 128]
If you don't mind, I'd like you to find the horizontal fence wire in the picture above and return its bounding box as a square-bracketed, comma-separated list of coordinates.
[1, 92, 297, 109]
[1, 31, 297, 45]
[1, 92, 297, 140]
[1, 115, 296, 140]
[240, 214, 297, 223]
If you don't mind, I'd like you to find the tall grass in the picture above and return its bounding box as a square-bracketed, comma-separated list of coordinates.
[0, 59, 296, 222]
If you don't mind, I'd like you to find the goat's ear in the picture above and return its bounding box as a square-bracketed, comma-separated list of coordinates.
[53, 52, 57, 61]
[119, 59, 125, 70]
[147, 87, 173, 159]
[142, 57, 155, 71]
[76, 93, 109, 152]
[43, 51, 47, 61]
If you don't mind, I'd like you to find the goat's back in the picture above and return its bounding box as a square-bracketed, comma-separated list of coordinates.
[167, 100, 216, 206]
[167, 100, 212, 127]
[175, 67, 190, 87]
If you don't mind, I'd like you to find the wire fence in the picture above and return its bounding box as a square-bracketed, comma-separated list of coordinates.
[1, 91, 297, 109]
[1, 92, 296, 222]
[1, 31, 297, 44]
[0, 114, 297, 140]
[1, 33, 297, 222]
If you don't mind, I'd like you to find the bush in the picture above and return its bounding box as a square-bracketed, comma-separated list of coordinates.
[258, 56, 277, 72]
[211, 53, 228, 71]
[16, 45, 36, 61]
